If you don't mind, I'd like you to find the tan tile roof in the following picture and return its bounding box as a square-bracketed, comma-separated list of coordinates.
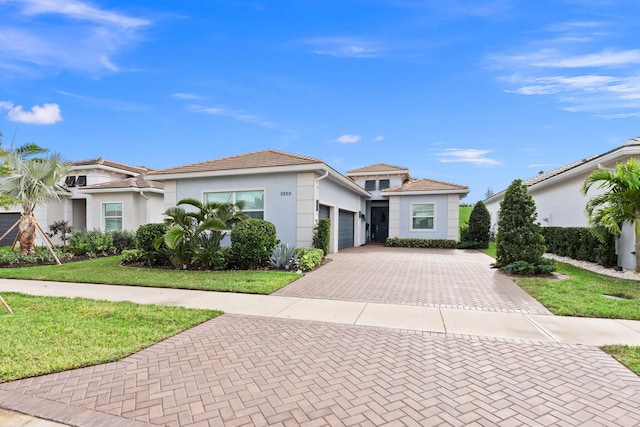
[382, 178, 468, 193]
[81, 176, 164, 191]
[149, 149, 323, 175]
[73, 158, 153, 175]
[347, 163, 408, 174]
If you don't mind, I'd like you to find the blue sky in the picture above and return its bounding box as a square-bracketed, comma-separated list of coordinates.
[1, 0, 640, 202]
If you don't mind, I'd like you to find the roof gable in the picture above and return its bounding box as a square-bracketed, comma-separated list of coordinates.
[382, 178, 468, 194]
[347, 163, 409, 174]
[73, 158, 152, 175]
[81, 176, 164, 191]
[149, 149, 323, 175]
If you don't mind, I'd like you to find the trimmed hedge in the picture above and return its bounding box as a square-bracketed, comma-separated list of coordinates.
[294, 247, 324, 271]
[385, 237, 457, 249]
[313, 219, 331, 256]
[541, 226, 617, 267]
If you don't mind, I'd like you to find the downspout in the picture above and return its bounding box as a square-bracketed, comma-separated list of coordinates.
[314, 169, 329, 215]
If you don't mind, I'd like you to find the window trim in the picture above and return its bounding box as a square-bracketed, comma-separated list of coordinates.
[410, 202, 436, 232]
[102, 201, 123, 231]
[203, 188, 266, 220]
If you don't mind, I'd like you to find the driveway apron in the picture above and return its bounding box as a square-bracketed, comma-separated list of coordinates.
[2, 246, 640, 426]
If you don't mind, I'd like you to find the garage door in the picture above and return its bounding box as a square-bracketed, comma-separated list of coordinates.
[338, 210, 354, 250]
[0, 213, 20, 246]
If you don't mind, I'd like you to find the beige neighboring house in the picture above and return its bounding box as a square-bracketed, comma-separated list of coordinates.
[484, 137, 640, 270]
[0, 158, 164, 246]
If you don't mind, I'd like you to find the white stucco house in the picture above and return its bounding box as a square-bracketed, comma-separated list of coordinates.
[484, 137, 640, 270]
[148, 150, 469, 253]
[0, 158, 164, 246]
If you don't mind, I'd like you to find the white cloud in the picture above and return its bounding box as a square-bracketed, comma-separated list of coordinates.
[188, 104, 278, 130]
[437, 148, 501, 166]
[1, 102, 62, 124]
[0, 0, 151, 77]
[171, 93, 202, 100]
[301, 37, 379, 58]
[335, 134, 362, 144]
[372, 135, 384, 142]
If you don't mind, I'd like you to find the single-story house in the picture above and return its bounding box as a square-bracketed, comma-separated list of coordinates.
[148, 150, 469, 253]
[0, 158, 164, 246]
[484, 136, 640, 270]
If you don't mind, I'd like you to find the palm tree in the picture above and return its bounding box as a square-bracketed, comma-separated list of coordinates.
[0, 149, 71, 254]
[582, 157, 640, 271]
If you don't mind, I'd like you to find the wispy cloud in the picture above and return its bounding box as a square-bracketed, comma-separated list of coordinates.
[0, 101, 63, 124]
[334, 134, 362, 144]
[0, 0, 151, 77]
[372, 135, 384, 142]
[171, 93, 202, 100]
[301, 37, 380, 58]
[437, 148, 501, 166]
[188, 104, 279, 129]
[489, 18, 640, 117]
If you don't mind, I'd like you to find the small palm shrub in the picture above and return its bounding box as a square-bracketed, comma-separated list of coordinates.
[230, 219, 277, 269]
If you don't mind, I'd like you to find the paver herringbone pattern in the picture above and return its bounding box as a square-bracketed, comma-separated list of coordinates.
[276, 246, 551, 314]
[2, 315, 639, 426]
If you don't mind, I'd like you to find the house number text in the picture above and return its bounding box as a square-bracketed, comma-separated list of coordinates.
[280, 191, 292, 196]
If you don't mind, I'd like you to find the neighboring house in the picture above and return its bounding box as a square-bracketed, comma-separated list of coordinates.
[0, 158, 164, 246]
[148, 150, 469, 253]
[484, 137, 640, 270]
[346, 164, 468, 242]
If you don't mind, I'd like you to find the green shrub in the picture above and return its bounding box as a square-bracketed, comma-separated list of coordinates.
[313, 219, 331, 256]
[495, 180, 546, 267]
[269, 243, 298, 270]
[294, 247, 324, 271]
[230, 219, 277, 269]
[458, 201, 491, 249]
[541, 227, 617, 267]
[385, 237, 457, 249]
[120, 249, 143, 264]
[135, 223, 168, 266]
[501, 258, 555, 275]
[110, 230, 136, 253]
[68, 230, 115, 257]
[0, 246, 73, 266]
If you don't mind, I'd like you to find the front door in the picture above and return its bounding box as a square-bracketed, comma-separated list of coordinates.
[370, 207, 389, 243]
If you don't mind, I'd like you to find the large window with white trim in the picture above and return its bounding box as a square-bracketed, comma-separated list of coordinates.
[104, 202, 123, 231]
[411, 203, 435, 230]
[205, 190, 265, 219]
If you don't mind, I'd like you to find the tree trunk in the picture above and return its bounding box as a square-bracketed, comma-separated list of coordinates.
[19, 213, 36, 255]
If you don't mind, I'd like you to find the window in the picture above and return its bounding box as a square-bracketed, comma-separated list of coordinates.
[379, 179, 390, 190]
[205, 190, 265, 219]
[104, 202, 123, 231]
[364, 180, 376, 191]
[411, 203, 434, 230]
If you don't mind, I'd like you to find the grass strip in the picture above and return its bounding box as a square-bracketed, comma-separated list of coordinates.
[0, 292, 221, 382]
[0, 256, 301, 294]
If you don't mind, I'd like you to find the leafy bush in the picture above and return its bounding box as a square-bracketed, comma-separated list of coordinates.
[495, 179, 546, 267]
[0, 246, 73, 266]
[385, 237, 457, 249]
[120, 249, 143, 264]
[135, 223, 168, 266]
[294, 247, 324, 271]
[230, 219, 277, 269]
[541, 226, 617, 267]
[269, 243, 298, 270]
[68, 230, 115, 257]
[501, 258, 556, 275]
[110, 230, 136, 253]
[47, 220, 73, 250]
[313, 219, 331, 256]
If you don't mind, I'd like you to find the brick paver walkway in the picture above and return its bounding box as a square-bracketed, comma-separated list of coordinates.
[2, 315, 640, 426]
[276, 246, 551, 314]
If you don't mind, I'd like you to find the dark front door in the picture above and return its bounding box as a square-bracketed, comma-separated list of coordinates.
[370, 207, 389, 243]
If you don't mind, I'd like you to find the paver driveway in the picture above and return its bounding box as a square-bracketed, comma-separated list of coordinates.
[276, 246, 551, 314]
[2, 246, 640, 426]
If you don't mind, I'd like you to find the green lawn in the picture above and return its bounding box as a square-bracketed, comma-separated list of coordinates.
[0, 292, 220, 382]
[459, 205, 472, 228]
[0, 256, 301, 294]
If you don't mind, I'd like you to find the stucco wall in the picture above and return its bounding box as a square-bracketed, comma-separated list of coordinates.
[394, 194, 450, 239]
[174, 172, 299, 247]
[318, 176, 366, 250]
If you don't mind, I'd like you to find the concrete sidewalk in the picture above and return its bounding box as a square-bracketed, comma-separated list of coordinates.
[2, 278, 640, 346]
